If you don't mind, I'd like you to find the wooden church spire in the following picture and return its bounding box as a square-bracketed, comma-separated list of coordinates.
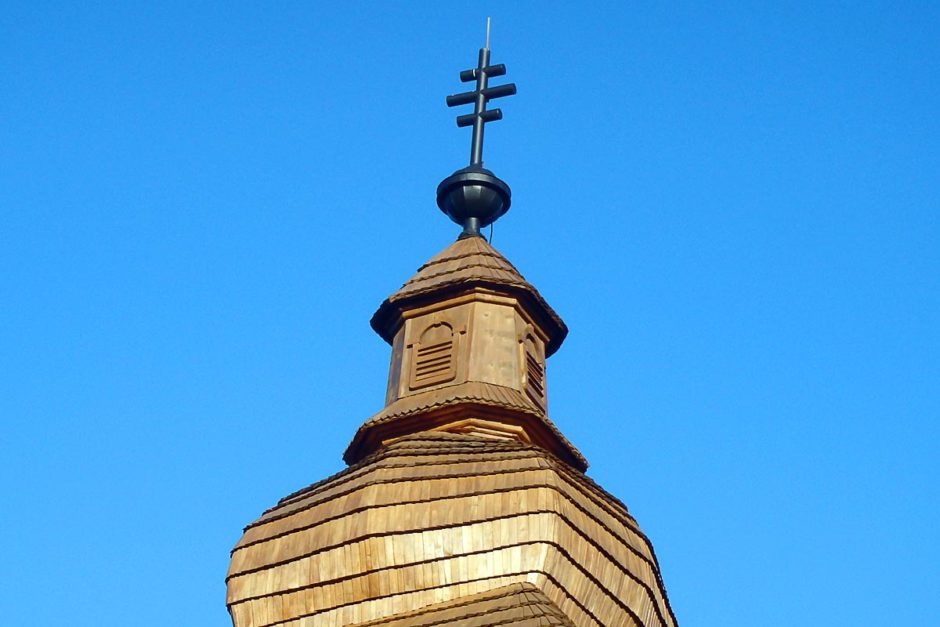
[226, 20, 677, 627]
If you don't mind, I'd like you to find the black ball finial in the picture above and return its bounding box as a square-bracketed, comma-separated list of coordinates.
[436, 165, 511, 239]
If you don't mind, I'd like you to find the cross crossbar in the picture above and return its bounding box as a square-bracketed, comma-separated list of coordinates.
[445, 25, 516, 166]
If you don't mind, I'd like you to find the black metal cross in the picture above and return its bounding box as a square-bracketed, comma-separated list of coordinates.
[446, 20, 517, 166]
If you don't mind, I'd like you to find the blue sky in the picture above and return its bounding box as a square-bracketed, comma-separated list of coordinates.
[1, 3, 937, 625]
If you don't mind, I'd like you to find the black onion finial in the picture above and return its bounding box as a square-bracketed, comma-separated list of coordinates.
[437, 18, 515, 239]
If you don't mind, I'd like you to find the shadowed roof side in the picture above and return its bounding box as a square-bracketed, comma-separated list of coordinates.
[348, 582, 576, 626]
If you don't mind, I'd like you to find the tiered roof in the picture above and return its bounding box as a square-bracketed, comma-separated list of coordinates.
[344, 379, 588, 470]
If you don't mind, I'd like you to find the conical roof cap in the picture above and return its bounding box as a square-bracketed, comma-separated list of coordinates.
[371, 235, 568, 355]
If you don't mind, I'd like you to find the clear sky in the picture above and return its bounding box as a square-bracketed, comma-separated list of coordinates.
[2, 3, 937, 625]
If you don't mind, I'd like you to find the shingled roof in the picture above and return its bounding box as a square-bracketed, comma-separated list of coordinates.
[371, 236, 568, 356]
[343, 381, 589, 471]
[227, 432, 678, 627]
[349, 582, 576, 626]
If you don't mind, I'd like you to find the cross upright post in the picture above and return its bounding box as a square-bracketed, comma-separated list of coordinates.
[470, 46, 491, 166]
[445, 19, 516, 167]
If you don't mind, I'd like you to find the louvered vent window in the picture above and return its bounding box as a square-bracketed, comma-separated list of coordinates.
[410, 323, 457, 389]
[523, 336, 545, 409]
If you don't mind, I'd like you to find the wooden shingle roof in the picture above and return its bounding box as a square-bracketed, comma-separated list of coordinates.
[343, 381, 588, 471]
[227, 432, 678, 627]
[371, 236, 568, 356]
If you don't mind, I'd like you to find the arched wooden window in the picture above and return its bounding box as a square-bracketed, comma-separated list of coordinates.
[410, 322, 457, 389]
[523, 334, 545, 409]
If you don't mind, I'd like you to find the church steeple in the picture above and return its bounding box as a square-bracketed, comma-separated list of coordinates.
[226, 23, 677, 627]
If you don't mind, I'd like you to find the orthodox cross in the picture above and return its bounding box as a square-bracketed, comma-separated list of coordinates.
[446, 18, 517, 166]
